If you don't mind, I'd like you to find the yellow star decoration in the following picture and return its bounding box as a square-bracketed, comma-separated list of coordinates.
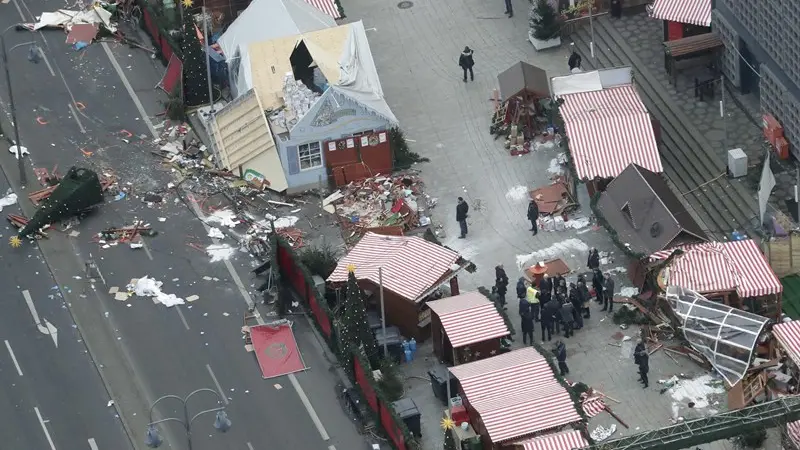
[346, 264, 356, 273]
[440, 416, 455, 431]
[181, 0, 193, 8]
[9, 236, 22, 248]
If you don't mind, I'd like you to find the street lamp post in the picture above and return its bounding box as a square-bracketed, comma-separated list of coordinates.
[145, 388, 231, 450]
[0, 24, 39, 187]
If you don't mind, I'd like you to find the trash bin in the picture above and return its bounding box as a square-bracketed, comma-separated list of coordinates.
[428, 366, 459, 404]
[376, 334, 404, 364]
[366, 311, 382, 331]
[374, 326, 401, 341]
[392, 398, 422, 438]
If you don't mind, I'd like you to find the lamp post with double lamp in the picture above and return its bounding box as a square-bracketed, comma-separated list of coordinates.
[0, 24, 41, 187]
[144, 388, 232, 450]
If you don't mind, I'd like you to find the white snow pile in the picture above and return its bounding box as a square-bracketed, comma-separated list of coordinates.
[547, 153, 567, 174]
[205, 209, 240, 228]
[207, 244, 236, 262]
[0, 191, 17, 211]
[516, 238, 589, 269]
[564, 217, 590, 229]
[619, 286, 639, 297]
[504, 185, 529, 203]
[207, 227, 225, 239]
[666, 375, 725, 409]
[129, 276, 184, 307]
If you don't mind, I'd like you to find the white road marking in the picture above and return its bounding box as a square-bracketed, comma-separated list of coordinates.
[87, 438, 99, 450]
[139, 238, 154, 260]
[328, 446, 337, 450]
[4, 340, 23, 376]
[175, 306, 190, 330]
[67, 102, 86, 134]
[22, 290, 59, 348]
[246, 443, 255, 450]
[205, 364, 229, 405]
[288, 374, 329, 441]
[103, 38, 332, 444]
[34, 407, 57, 450]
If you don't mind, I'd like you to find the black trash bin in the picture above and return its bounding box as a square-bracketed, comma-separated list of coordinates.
[392, 398, 422, 438]
[428, 366, 460, 404]
[376, 334, 404, 364]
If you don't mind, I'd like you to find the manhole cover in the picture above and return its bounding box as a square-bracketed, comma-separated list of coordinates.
[397, 1, 413, 9]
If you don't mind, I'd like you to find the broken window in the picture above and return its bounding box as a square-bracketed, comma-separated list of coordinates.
[298, 142, 322, 170]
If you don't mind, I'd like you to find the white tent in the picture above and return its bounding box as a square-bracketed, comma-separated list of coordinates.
[218, 0, 336, 97]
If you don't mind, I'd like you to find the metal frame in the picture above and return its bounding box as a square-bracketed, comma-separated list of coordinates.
[148, 388, 226, 450]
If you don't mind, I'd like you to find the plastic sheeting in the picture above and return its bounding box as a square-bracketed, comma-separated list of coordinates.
[665, 285, 769, 386]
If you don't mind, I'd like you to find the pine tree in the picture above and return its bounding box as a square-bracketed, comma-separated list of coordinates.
[338, 265, 378, 363]
[441, 417, 457, 450]
[530, 0, 561, 41]
[181, 20, 210, 107]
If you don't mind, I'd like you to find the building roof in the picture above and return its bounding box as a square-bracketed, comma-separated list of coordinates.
[427, 292, 509, 347]
[449, 348, 582, 443]
[517, 430, 589, 450]
[651, 240, 783, 298]
[497, 61, 551, 100]
[773, 321, 800, 369]
[650, 0, 712, 27]
[303, 0, 341, 19]
[558, 84, 662, 179]
[327, 232, 460, 302]
[597, 163, 707, 255]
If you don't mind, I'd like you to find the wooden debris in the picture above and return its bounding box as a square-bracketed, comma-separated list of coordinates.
[603, 405, 629, 429]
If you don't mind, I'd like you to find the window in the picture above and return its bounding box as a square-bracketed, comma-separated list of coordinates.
[298, 142, 322, 170]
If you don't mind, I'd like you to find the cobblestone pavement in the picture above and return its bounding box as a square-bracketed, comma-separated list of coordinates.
[337, 0, 783, 448]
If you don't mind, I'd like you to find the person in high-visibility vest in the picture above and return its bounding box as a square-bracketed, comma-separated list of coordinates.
[526, 284, 540, 322]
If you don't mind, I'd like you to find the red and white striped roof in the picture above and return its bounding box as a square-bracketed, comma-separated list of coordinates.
[427, 292, 510, 347]
[449, 348, 582, 443]
[559, 85, 662, 180]
[650, 240, 782, 298]
[303, 0, 342, 19]
[518, 430, 589, 450]
[773, 321, 800, 367]
[650, 0, 712, 27]
[328, 232, 460, 302]
[788, 420, 800, 447]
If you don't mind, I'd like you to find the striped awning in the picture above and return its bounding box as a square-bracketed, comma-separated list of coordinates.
[303, 0, 342, 19]
[427, 292, 510, 347]
[519, 430, 589, 450]
[773, 321, 800, 367]
[328, 232, 461, 302]
[449, 348, 582, 443]
[650, 0, 712, 27]
[559, 85, 662, 180]
[788, 420, 800, 447]
[650, 240, 782, 298]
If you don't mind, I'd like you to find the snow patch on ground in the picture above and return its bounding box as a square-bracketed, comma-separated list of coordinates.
[0, 192, 17, 211]
[207, 227, 225, 239]
[564, 217, 590, 229]
[516, 238, 589, 269]
[129, 276, 185, 307]
[534, 140, 557, 152]
[548, 153, 567, 174]
[504, 185, 529, 203]
[607, 266, 627, 274]
[205, 209, 239, 228]
[619, 287, 639, 297]
[207, 244, 236, 262]
[667, 375, 725, 409]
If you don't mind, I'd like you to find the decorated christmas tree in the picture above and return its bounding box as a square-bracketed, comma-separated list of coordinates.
[180, 19, 210, 107]
[441, 416, 457, 450]
[338, 265, 378, 364]
[530, 0, 560, 41]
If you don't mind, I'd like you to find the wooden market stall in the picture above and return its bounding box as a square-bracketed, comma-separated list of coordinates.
[769, 321, 800, 448]
[448, 347, 583, 449]
[512, 430, 589, 450]
[496, 61, 551, 137]
[327, 232, 473, 341]
[648, 0, 712, 42]
[427, 292, 510, 366]
[663, 32, 723, 86]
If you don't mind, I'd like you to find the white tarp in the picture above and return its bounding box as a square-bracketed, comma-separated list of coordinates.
[218, 0, 335, 97]
[32, 7, 116, 33]
[758, 152, 776, 225]
[550, 67, 634, 97]
[129, 276, 185, 307]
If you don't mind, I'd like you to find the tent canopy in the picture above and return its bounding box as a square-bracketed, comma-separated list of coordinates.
[497, 61, 550, 100]
[666, 285, 769, 386]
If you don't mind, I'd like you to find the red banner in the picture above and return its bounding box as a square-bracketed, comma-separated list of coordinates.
[380, 402, 406, 450]
[250, 324, 305, 379]
[157, 53, 182, 94]
[354, 357, 378, 413]
[308, 290, 331, 337]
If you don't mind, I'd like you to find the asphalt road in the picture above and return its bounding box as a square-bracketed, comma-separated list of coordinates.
[0, 1, 368, 449]
[0, 177, 131, 450]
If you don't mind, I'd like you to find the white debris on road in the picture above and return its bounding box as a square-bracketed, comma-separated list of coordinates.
[619, 286, 639, 297]
[207, 227, 225, 239]
[207, 244, 236, 262]
[504, 185, 529, 203]
[129, 276, 185, 307]
[666, 374, 725, 409]
[205, 209, 239, 228]
[264, 214, 299, 229]
[515, 238, 589, 269]
[0, 191, 18, 211]
[547, 153, 567, 174]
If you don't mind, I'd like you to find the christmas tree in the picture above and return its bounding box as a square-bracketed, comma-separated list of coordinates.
[180, 20, 210, 107]
[338, 265, 378, 364]
[441, 417, 457, 450]
[530, 0, 560, 41]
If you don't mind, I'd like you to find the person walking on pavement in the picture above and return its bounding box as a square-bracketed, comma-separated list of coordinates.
[602, 273, 615, 312]
[521, 307, 534, 345]
[495, 264, 509, 309]
[638, 345, 650, 388]
[526, 283, 540, 322]
[559, 299, 575, 338]
[458, 47, 475, 82]
[568, 43, 582, 72]
[456, 197, 469, 238]
[569, 283, 583, 330]
[504, 0, 513, 17]
[527, 199, 539, 235]
[555, 340, 569, 376]
[587, 248, 600, 271]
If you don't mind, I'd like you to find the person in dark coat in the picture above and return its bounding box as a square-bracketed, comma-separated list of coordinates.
[568, 43, 582, 71]
[610, 0, 622, 18]
[516, 277, 526, 301]
[559, 299, 574, 338]
[519, 294, 530, 318]
[587, 248, 600, 270]
[602, 274, 616, 312]
[576, 277, 590, 319]
[495, 265, 509, 308]
[521, 308, 534, 345]
[456, 197, 469, 238]
[637, 346, 649, 388]
[503, 0, 513, 17]
[543, 297, 561, 338]
[539, 273, 553, 297]
[553, 274, 565, 292]
[555, 341, 569, 376]
[527, 199, 539, 235]
[569, 284, 584, 330]
[458, 47, 475, 82]
[634, 339, 645, 365]
[591, 269, 604, 302]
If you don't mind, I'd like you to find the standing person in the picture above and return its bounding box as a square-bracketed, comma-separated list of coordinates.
[543, 296, 561, 338]
[504, 0, 513, 18]
[638, 345, 650, 388]
[602, 273, 616, 312]
[458, 47, 475, 83]
[559, 299, 575, 338]
[495, 264, 509, 309]
[539, 273, 553, 298]
[526, 283, 540, 322]
[521, 307, 534, 345]
[587, 248, 600, 271]
[610, 0, 622, 18]
[456, 197, 469, 238]
[527, 199, 539, 235]
[576, 276, 591, 318]
[568, 43, 582, 72]
[592, 269, 605, 302]
[555, 340, 569, 376]
[516, 277, 527, 302]
[569, 283, 584, 330]
[518, 291, 531, 318]
[554, 278, 567, 303]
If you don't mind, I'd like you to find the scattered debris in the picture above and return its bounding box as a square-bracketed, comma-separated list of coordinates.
[127, 276, 184, 307]
[504, 185, 529, 202]
[516, 238, 588, 269]
[0, 191, 17, 211]
[207, 227, 225, 239]
[207, 244, 236, 262]
[206, 209, 240, 228]
[663, 374, 724, 408]
[590, 424, 617, 442]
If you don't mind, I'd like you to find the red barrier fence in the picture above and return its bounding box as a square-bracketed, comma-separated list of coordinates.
[140, 6, 176, 63]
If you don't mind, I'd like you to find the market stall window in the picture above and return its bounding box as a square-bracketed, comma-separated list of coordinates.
[298, 142, 322, 170]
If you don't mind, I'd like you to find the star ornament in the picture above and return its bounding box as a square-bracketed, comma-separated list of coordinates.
[182, 0, 193, 7]
[347, 264, 356, 273]
[440, 416, 455, 431]
[9, 236, 22, 248]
